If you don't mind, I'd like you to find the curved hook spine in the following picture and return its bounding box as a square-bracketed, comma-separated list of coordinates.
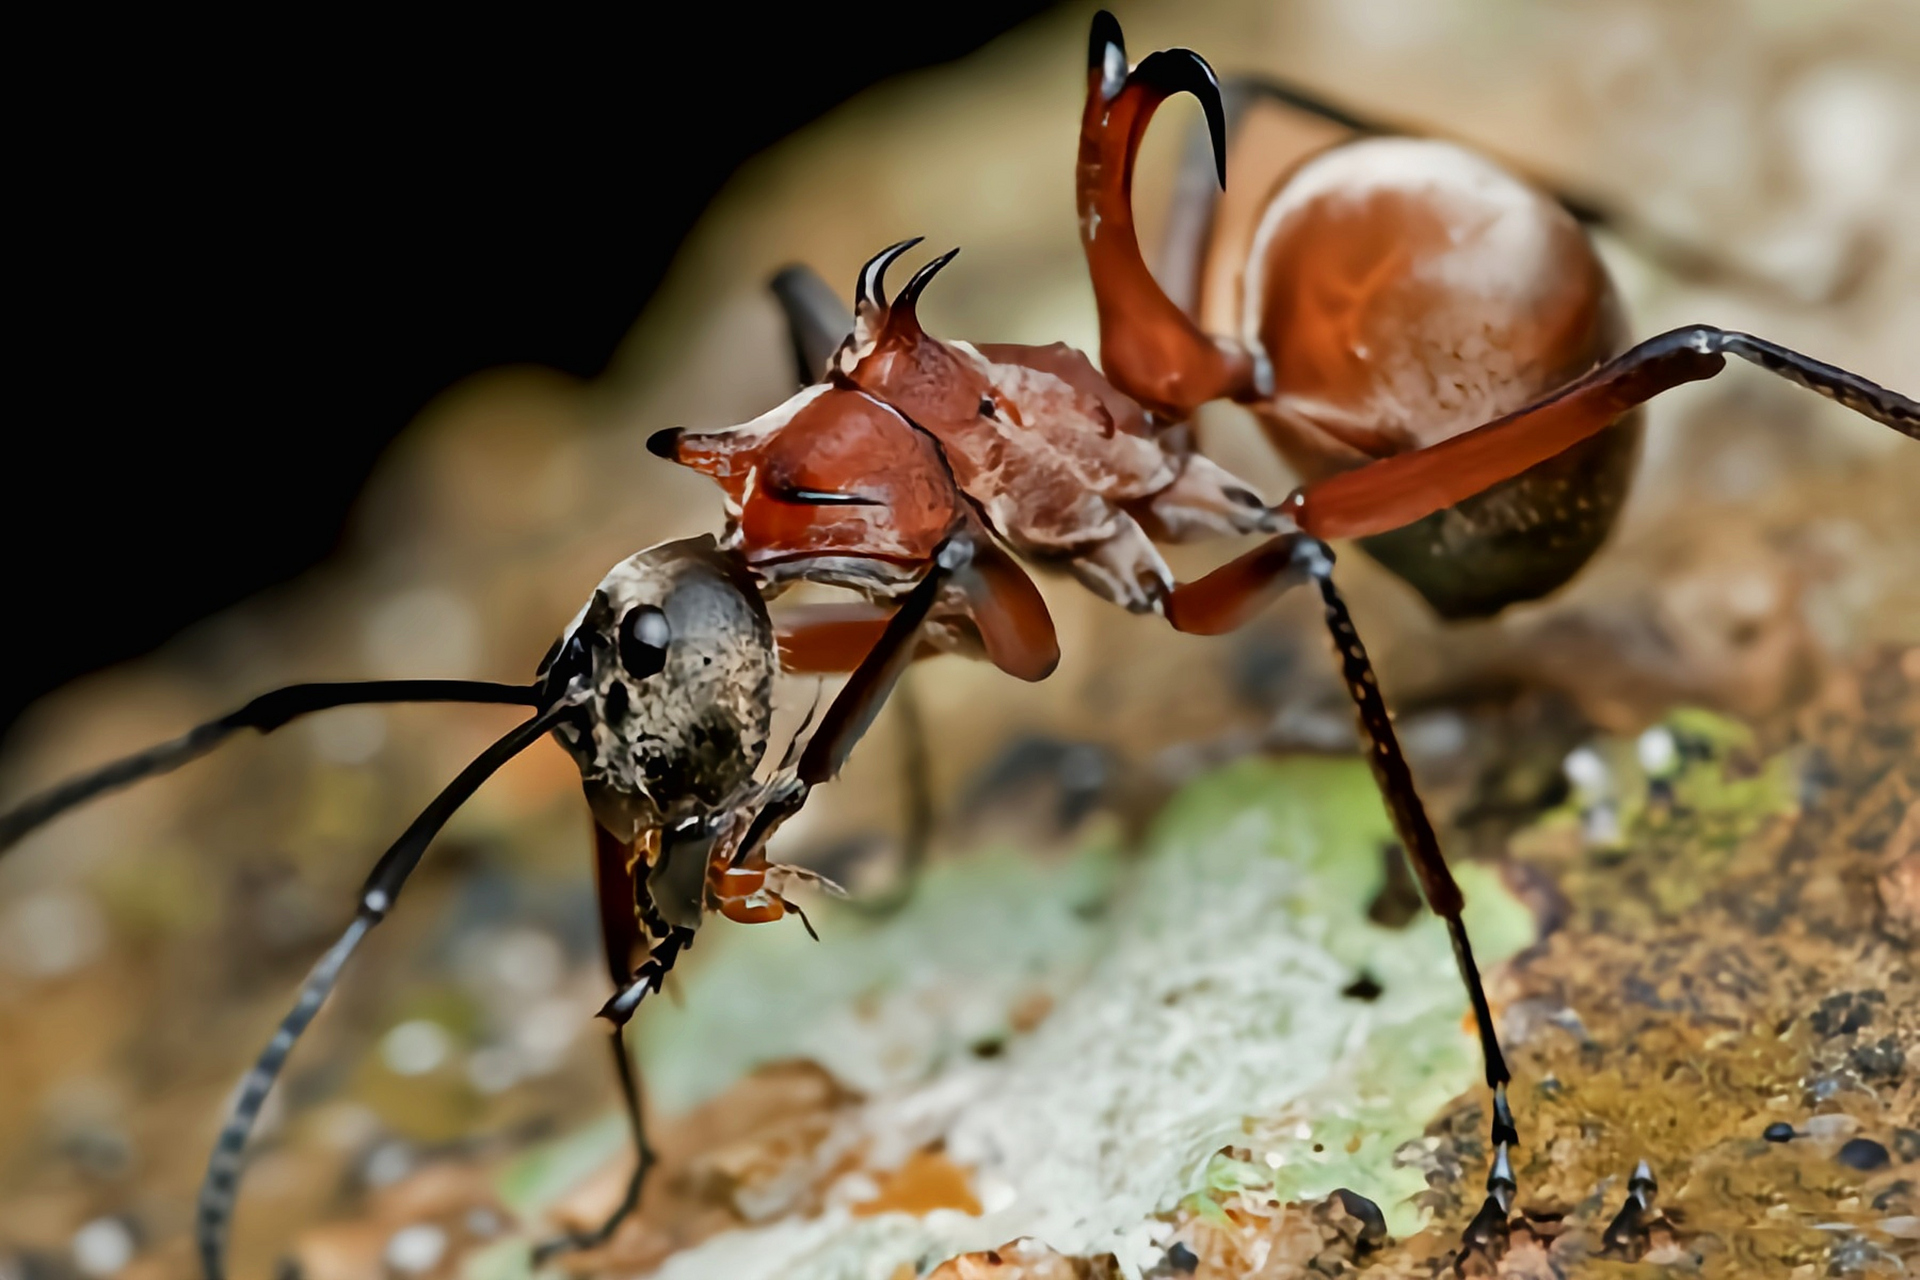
[893, 247, 961, 319]
[1130, 48, 1228, 188]
[855, 237, 925, 313]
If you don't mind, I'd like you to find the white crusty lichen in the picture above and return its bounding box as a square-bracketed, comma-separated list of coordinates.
[498, 756, 1536, 1280]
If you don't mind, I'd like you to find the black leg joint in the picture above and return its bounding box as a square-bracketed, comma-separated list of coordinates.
[1491, 1085, 1518, 1149]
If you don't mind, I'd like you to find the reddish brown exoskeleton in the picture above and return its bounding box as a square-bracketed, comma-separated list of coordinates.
[650, 9, 1919, 1260]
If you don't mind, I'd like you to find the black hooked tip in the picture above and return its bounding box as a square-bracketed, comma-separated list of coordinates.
[894, 247, 960, 316]
[1088, 10, 1127, 98]
[1131, 48, 1228, 189]
[646, 427, 681, 460]
[855, 236, 925, 312]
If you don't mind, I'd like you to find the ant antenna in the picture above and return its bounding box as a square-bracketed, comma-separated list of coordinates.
[195, 699, 574, 1280]
[0, 680, 542, 856]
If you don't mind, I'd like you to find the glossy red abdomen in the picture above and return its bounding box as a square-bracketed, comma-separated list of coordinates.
[1242, 137, 1641, 618]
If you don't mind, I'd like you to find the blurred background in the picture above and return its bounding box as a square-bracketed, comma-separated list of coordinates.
[5, 3, 1052, 734]
[4, 1, 1918, 1276]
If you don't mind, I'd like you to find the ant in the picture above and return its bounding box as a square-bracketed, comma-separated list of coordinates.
[0, 532, 971, 1276]
[1, 12, 1910, 1275]
[648, 8, 1919, 1262]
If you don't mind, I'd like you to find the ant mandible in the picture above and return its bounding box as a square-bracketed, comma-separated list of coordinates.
[0, 533, 970, 1276]
[647, 8, 1919, 1261]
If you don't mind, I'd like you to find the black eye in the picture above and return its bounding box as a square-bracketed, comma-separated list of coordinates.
[618, 605, 671, 680]
[978, 396, 997, 418]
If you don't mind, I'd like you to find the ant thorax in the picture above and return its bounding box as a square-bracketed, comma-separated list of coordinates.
[660, 239, 1279, 618]
[540, 536, 776, 843]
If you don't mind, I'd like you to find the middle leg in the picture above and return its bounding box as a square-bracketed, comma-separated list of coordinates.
[1293, 539, 1521, 1250]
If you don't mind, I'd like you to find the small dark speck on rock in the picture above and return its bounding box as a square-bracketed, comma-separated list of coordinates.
[1894, 1129, 1920, 1162]
[1164, 1242, 1199, 1273]
[1811, 990, 1884, 1038]
[1848, 1037, 1905, 1080]
[1827, 1233, 1895, 1276]
[1837, 1138, 1891, 1170]
[1873, 1179, 1913, 1212]
[1341, 973, 1384, 1001]
[1764, 1122, 1797, 1143]
[1332, 1187, 1389, 1245]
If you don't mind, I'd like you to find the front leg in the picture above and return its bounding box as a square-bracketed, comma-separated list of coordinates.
[533, 823, 693, 1264]
[769, 603, 937, 915]
[529, 1016, 659, 1265]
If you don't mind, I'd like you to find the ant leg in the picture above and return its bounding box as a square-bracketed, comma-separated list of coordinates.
[529, 1023, 654, 1264]
[952, 532, 1060, 683]
[768, 263, 853, 386]
[196, 704, 570, 1280]
[738, 534, 978, 861]
[0, 679, 541, 856]
[1288, 326, 1919, 540]
[769, 607, 940, 914]
[775, 602, 902, 675]
[1162, 531, 1310, 635]
[796, 537, 971, 790]
[535, 823, 700, 1262]
[532, 960, 683, 1262]
[772, 547, 1054, 685]
[1079, 12, 1260, 419]
[767, 532, 1054, 686]
[1599, 1160, 1660, 1258]
[1295, 541, 1520, 1246]
[774, 604, 949, 914]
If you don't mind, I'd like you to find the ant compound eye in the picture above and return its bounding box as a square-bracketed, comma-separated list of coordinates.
[618, 605, 671, 680]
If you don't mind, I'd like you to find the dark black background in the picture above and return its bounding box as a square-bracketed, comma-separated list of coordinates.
[9, 4, 1056, 734]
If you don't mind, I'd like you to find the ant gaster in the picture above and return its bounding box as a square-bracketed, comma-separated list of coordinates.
[650, 9, 1918, 1263]
[0, 532, 971, 1276]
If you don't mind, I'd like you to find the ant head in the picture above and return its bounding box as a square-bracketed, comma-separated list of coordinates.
[539, 535, 775, 842]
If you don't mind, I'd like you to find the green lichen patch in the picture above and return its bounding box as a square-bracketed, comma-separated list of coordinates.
[1162, 663, 1919, 1279]
[504, 755, 1536, 1278]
